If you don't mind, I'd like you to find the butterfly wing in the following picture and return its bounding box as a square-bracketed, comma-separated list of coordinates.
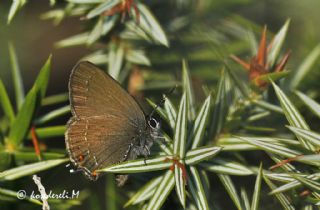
[69, 61, 145, 124]
[66, 116, 137, 180]
[65, 61, 146, 179]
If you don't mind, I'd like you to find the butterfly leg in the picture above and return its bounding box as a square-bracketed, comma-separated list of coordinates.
[129, 144, 149, 165]
[144, 145, 150, 155]
[123, 143, 134, 161]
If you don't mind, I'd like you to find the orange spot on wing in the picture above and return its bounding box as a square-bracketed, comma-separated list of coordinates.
[78, 155, 84, 162]
[92, 170, 98, 177]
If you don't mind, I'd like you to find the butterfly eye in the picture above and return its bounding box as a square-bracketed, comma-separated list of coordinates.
[148, 118, 159, 129]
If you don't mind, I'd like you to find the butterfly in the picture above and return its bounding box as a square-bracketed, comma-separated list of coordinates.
[65, 61, 160, 186]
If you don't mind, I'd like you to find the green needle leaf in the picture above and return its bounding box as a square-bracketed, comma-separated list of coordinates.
[146, 171, 174, 210]
[108, 42, 124, 80]
[252, 100, 283, 114]
[240, 188, 251, 210]
[296, 154, 320, 162]
[7, 0, 25, 24]
[291, 174, 320, 193]
[105, 174, 117, 210]
[182, 60, 195, 120]
[268, 19, 290, 67]
[190, 94, 211, 149]
[86, 0, 121, 19]
[251, 164, 262, 210]
[173, 93, 188, 158]
[185, 146, 222, 165]
[42, 93, 68, 106]
[238, 136, 301, 158]
[287, 126, 320, 147]
[172, 94, 190, 209]
[35, 105, 70, 125]
[174, 162, 186, 208]
[202, 158, 253, 176]
[270, 173, 320, 194]
[7, 87, 37, 148]
[296, 91, 320, 119]
[55, 32, 90, 48]
[0, 159, 68, 180]
[288, 44, 320, 89]
[87, 15, 117, 46]
[218, 174, 242, 210]
[134, 3, 169, 47]
[9, 42, 25, 109]
[126, 49, 151, 66]
[27, 125, 65, 139]
[0, 80, 15, 124]
[272, 82, 315, 150]
[11, 151, 65, 161]
[33, 55, 52, 99]
[164, 96, 177, 129]
[97, 156, 172, 173]
[7, 56, 52, 148]
[263, 175, 295, 210]
[188, 166, 209, 210]
[253, 71, 289, 84]
[209, 69, 231, 138]
[87, 17, 104, 45]
[0, 187, 42, 205]
[125, 176, 162, 207]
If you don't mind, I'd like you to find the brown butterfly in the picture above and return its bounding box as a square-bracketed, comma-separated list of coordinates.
[65, 61, 160, 186]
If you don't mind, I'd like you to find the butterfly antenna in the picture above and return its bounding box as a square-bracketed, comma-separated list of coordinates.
[148, 85, 177, 119]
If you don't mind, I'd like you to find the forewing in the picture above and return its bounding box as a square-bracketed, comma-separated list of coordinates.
[69, 61, 145, 127]
[66, 115, 137, 179]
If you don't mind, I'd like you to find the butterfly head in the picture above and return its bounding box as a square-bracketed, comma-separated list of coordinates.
[148, 117, 160, 131]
